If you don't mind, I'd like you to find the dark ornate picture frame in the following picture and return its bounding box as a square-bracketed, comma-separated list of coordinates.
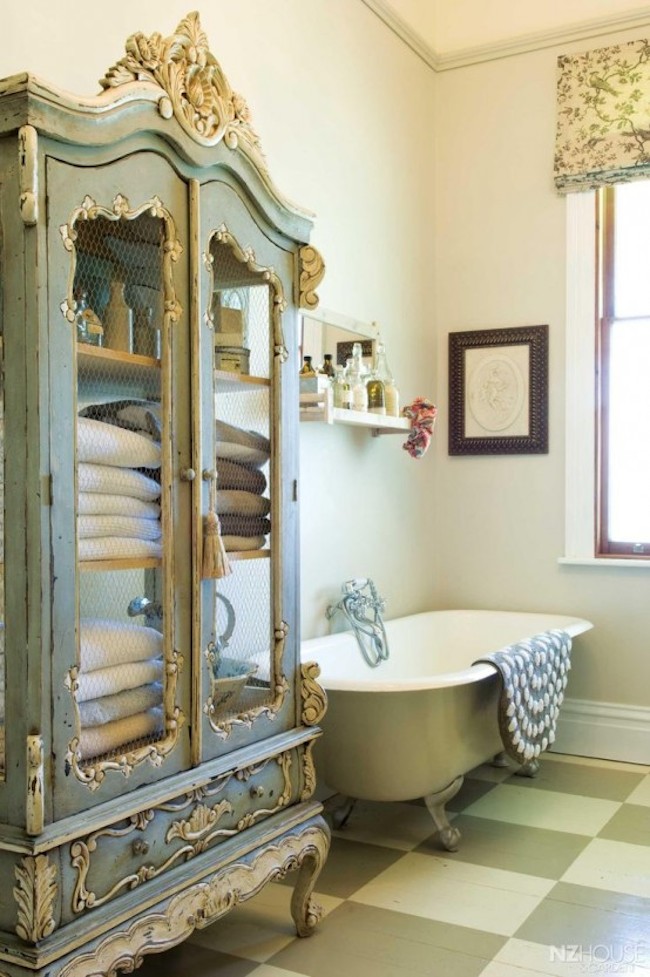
[448, 325, 548, 455]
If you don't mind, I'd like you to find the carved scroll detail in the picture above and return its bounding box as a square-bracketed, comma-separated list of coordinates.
[297, 245, 325, 310]
[26, 734, 45, 836]
[59, 821, 330, 977]
[14, 855, 58, 943]
[99, 12, 264, 161]
[300, 661, 327, 726]
[301, 742, 318, 802]
[18, 125, 38, 225]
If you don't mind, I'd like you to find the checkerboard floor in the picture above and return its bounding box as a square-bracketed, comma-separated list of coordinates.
[138, 753, 650, 976]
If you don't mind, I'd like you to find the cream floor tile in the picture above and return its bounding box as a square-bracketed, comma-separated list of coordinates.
[561, 838, 650, 899]
[548, 753, 650, 775]
[466, 762, 515, 784]
[330, 798, 441, 851]
[350, 851, 554, 937]
[482, 937, 650, 976]
[188, 882, 342, 963]
[463, 783, 620, 835]
[626, 774, 650, 807]
[249, 967, 311, 977]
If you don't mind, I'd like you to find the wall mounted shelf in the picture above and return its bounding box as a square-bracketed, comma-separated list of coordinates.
[300, 389, 411, 437]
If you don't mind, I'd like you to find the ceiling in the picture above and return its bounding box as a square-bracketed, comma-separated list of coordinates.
[370, 0, 650, 61]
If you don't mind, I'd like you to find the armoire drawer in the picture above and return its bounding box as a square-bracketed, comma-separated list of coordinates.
[61, 744, 307, 923]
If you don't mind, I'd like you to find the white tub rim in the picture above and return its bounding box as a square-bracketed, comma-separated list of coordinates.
[300, 608, 593, 693]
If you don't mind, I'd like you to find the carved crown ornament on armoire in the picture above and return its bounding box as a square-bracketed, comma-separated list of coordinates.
[0, 11, 328, 977]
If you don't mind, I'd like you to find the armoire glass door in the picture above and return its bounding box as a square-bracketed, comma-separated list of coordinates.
[47, 154, 192, 814]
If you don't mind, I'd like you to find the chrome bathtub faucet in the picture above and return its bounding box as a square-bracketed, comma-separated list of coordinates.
[326, 578, 389, 667]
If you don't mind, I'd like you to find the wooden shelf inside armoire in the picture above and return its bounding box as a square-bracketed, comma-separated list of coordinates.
[79, 557, 162, 572]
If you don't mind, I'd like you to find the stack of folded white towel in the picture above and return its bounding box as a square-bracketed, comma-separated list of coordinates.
[215, 420, 271, 551]
[77, 401, 162, 561]
[76, 618, 164, 760]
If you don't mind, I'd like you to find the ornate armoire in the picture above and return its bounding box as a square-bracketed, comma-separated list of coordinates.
[0, 12, 328, 976]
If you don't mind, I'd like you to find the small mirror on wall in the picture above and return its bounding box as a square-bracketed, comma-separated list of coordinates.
[301, 308, 379, 372]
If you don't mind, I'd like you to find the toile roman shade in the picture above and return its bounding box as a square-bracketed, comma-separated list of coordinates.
[555, 38, 650, 192]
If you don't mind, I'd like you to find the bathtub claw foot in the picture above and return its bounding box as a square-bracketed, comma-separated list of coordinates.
[515, 759, 540, 778]
[492, 751, 510, 768]
[424, 775, 464, 852]
[324, 794, 357, 830]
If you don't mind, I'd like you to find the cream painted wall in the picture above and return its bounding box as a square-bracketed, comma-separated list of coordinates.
[434, 27, 650, 707]
[0, 0, 437, 639]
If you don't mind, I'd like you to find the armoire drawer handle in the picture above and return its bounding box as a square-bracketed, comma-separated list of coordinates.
[132, 839, 150, 856]
[180, 467, 196, 481]
[250, 785, 265, 799]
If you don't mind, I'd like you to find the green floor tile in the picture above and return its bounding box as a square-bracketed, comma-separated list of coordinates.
[503, 759, 645, 801]
[598, 803, 650, 846]
[268, 900, 505, 977]
[415, 814, 591, 878]
[278, 835, 407, 899]
[515, 881, 650, 963]
[137, 941, 259, 976]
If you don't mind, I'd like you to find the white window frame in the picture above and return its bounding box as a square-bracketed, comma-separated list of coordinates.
[560, 191, 650, 568]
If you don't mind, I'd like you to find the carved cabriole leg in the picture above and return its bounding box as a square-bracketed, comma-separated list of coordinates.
[56, 819, 329, 977]
[290, 825, 330, 938]
[423, 775, 464, 852]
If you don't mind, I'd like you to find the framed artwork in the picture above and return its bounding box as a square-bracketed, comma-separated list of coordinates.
[448, 325, 548, 455]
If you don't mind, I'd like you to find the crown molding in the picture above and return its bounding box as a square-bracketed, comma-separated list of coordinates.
[360, 0, 438, 70]
[361, 0, 650, 72]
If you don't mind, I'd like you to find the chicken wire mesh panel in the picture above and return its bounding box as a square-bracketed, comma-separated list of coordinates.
[206, 558, 273, 720]
[210, 239, 272, 381]
[72, 213, 168, 764]
[73, 213, 164, 359]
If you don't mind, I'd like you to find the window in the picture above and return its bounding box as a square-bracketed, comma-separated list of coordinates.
[596, 183, 650, 558]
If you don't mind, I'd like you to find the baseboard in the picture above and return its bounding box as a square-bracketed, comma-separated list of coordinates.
[553, 697, 650, 765]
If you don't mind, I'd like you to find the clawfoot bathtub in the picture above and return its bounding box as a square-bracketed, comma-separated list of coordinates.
[301, 609, 592, 850]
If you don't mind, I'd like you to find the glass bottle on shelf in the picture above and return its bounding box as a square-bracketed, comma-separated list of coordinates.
[366, 369, 386, 414]
[74, 287, 104, 347]
[73, 287, 89, 343]
[103, 278, 133, 353]
[319, 353, 335, 377]
[332, 365, 350, 408]
[347, 353, 368, 412]
[299, 355, 316, 376]
[375, 339, 400, 417]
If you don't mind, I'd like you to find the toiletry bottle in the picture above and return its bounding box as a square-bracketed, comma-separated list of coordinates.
[299, 355, 316, 376]
[375, 340, 400, 416]
[366, 369, 386, 414]
[347, 354, 368, 412]
[103, 278, 133, 353]
[332, 365, 350, 408]
[319, 353, 335, 377]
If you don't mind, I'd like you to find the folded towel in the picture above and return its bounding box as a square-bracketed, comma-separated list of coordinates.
[80, 619, 163, 672]
[219, 514, 270, 537]
[78, 515, 162, 541]
[76, 707, 163, 760]
[473, 629, 572, 766]
[216, 489, 270, 517]
[80, 400, 162, 441]
[215, 441, 269, 468]
[215, 419, 270, 453]
[77, 417, 161, 469]
[78, 683, 163, 728]
[78, 493, 161, 519]
[216, 458, 267, 494]
[78, 463, 161, 502]
[223, 534, 267, 552]
[75, 659, 163, 702]
[78, 537, 163, 561]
